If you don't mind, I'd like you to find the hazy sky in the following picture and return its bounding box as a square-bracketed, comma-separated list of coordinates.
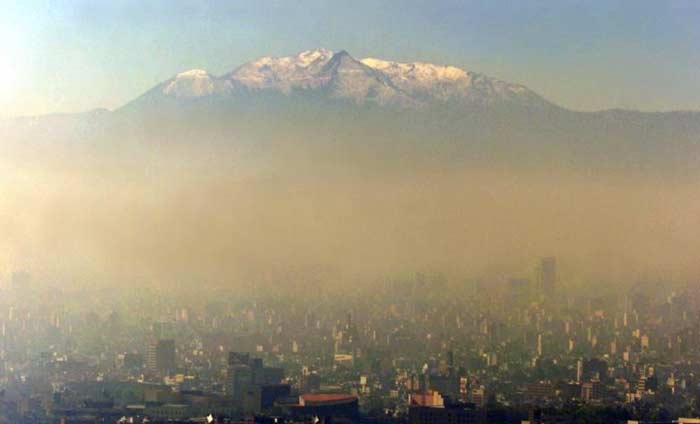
[1, 0, 699, 117]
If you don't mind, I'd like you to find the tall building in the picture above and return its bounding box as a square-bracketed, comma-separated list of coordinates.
[243, 384, 291, 413]
[146, 342, 157, 371]
[228, 363, 254, 402]
[576, 359, 583, 383]
[152, 339, 176, 374]
[524, 381, 554, 402]
[429, 374, 460, 399]
[539, 257, 556, 295]
[581, 379, 602, 402]
[507, 278, 531, 305]
[226, 352, 284, 403]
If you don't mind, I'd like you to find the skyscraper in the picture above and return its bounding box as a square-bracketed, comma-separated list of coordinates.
[154, 339, 176, 375]
[226, 352, 284, 401]
[539, 257, 556, 295]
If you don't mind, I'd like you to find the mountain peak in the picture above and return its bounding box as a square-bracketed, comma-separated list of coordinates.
[296, 48, 334, 64]
[322, 50, 363, 70]
[130, 49, 553, 110]
[175, 68, 212, 78]
[361, 58, 468, 81]
[162, 68, 229, 99]
[333, 49, 351, 57]
[228, 48, 337, 93]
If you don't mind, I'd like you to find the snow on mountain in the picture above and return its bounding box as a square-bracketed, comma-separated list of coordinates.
[228, 48, 335, 92]
[226, 49, 416, 106]
[360, 57, 549, 107]
[137, 49, 552, 109]
[314, 50, 418, 107]
[161, 69, 231, 99]
[361, 58, 468, 86]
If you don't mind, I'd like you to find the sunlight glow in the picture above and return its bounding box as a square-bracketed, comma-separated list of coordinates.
[0, 26, 23, 99]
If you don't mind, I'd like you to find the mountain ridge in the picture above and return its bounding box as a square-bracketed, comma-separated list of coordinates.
[120, 48, 555, 112]
[4, 48, 699, 118]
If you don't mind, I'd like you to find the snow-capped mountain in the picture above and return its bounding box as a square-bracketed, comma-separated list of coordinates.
[360, 58, 548, 107]
[124, 49, 552, 110]
[6, 48, 700, 176]
[161, 69, 231, 99]
[227, 49, 417, 107]
[227, 48, 336, 92]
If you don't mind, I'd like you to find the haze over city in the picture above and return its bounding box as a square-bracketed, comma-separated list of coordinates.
[0, 1, 700, 424]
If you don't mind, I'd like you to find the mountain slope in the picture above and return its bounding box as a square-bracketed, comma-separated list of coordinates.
[4, 48, 700, 177]
[122, 49, 554, 111]
[360, 57, 552, 108]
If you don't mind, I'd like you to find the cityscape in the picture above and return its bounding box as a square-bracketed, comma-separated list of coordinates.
[2, 1, 700, 423]
[2, 259, 700, 423]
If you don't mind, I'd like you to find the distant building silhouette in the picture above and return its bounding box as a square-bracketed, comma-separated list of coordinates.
[538, 257, 556, 297]
[146, 339, 176, 374]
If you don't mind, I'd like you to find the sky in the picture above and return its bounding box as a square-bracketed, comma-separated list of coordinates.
[1, 0, 699, 117]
